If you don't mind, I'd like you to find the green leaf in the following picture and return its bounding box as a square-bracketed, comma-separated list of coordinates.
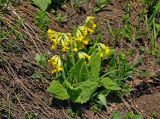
[47, 80, 69, 100]
[32, 0, 51, 11]
[155, 23, 160, 33]
[79, 63, 89, 82]
[126, 112, 143, 119]
[77, 81, 98, 103]
[68, 81, 98, 104]
[111, 111, 121, 119]
[96, 0, 112, 7]
[65, 53, 74, 71]
[69, 59, 84, 78]
[67, 87, 82, 103]
[35, 53, 48, 67]
[98, 94, 107, 106]
[100, 77, 121, 90]
[89, 54, 101, 81]
[134, 114, 143, 119]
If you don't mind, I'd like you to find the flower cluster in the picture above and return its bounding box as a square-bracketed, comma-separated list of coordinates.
[47, 16, 110, 74]
[97, 43, 110, 57]
[78, 52, 91, 61]
[48, 16, 96, 52]
[47, 30, 71, 52]
[48, 55, 63, 74]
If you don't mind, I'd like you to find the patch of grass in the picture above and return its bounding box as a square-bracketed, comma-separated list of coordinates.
[55, 11, 68, 23]
[142, 0, 160, 56]
[102, 52, 139, 97]
[0, 0, 9, 11]
[35, 10, 50, 31]
[0, 22, 25, 54]
[69, 0, 86, 10]
[111, 111, 143, 119]
[107, 2, 148, 43]
[24, 112, 38, 119]
[93, 0, 112, 13]
[35, 53, 48, 67]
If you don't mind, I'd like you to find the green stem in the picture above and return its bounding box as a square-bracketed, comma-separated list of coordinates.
[70, 38, 75, 65]
[60, 53, 67, 80]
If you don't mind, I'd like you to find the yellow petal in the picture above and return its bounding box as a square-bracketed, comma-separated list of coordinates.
[51, 44, 57, 50]
[73, 48, 78, 52]
[105, 47, 110, 55]
[62, 47, 69, 52]
[83, 40, 89, 45]
[99, 52, 103, 57]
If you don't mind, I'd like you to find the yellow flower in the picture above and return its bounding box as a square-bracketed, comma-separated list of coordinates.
[62, 46, 70, 52]
[85, 16, 95, 24]
[47, 29, 54, 36]
[51, 44, 57, 50]
[77, 35, 84, 41]
[73, 47, 78, 52]
[61, 35, 71, 52]
[78, 26, 88, 36]
[48, 29, 58, 42]
[87, 28, 94, 34]
[83, 39, 89, 45]
[48, 55, 63, 74]
[87, 55, 91, 60]
[85, 16, 96, 31]
[77, 25, 95, 37]
[105, 47, 110, 55]
[47, 16, 97, 53]
[48, 29, 72, 52]
[78, 52, 90, 60]
[97, 43, 110, 58]
[93, 24, 96, 29]
[99, 52, 104, 57]
[51, 65, 63, 74]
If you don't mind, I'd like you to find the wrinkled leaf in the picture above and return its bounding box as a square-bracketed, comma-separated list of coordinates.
[98, 94, 107, 106]
[79, 63, 89, 82]
[69, 59, 84, 79]
[32, 0, 51, 11]
[101, 77, 121, 90]
[77, 81, 98, 103]
[48, 80, 69, 100]
[89, 54, 101, 81]
[68, 81, 98, 104]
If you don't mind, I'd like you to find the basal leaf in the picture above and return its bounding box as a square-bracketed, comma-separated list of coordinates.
[79, 63, 89, 82]
[69, 59, 84, 79]
[100, 77, 121, 90]
[89, 54, 101, 81]
[98, 94, 107, 106]
[32, 0, 51, 11]
[75, 81, 99, 103]
[67, 87, 82, 103]
[68, 81, 98, 104]
[47, 80, 69, 100]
